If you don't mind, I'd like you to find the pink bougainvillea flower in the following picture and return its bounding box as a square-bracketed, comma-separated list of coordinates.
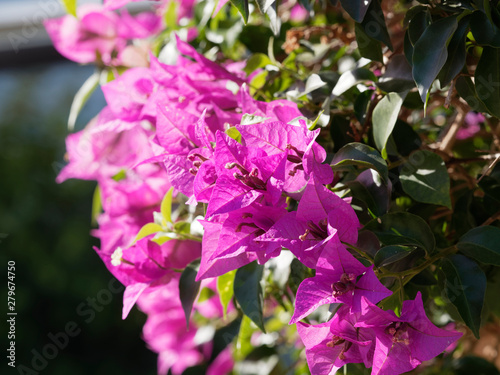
[356, 292, 463, 375]
[205, 131, 288, 218]
[257, 174, 360, 267]
[297, 306, 375, 375]
[237, 119, 333, 192]
[456, 112, 484, 140]
[197, 203, 286, 280]
[44, 4, 161, 65]
[137, 279, 204, 375]
[56, 113, 154, 183]
[290, 235, 391, 323]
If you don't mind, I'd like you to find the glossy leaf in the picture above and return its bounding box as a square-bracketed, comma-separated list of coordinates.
[348, 169, 391, 217]
[179, 258, 202, 328]
[364, 212, 435, 253]
[331, 142, 389, 183]
[360, 0, 393, 50]
[377, 55, 415, 93]
[217, 269, 237, 319]
[412, 16, 458, 103]
[372, 91, 408, 159]
[470, 10, 500, 47]
[438, 16, 469, 87]
[229, 0, 249, 23]
[400, 150, 452, 208]
[331, 68, 376, 97]
[374, 245, 417, 267]
[441, 254, 486, 338]
[355, 23, 383, 62]
[475, 46, 500, 118]
[457, 226, 500, 266]
[234, 261, 265, 332]
[407, 8, 431, 45]
[339, 0, 372, 22]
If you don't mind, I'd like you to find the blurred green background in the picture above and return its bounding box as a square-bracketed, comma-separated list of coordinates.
[0, 60, 158, 374]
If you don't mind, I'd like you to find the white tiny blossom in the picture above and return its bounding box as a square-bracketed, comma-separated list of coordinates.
[111, 247, 123, 266]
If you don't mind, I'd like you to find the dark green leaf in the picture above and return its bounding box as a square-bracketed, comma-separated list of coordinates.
[400, 150, 452, 208]
[353, 90, 373, 125]
[374, 245, 417, 267]
[403, 30, 414, 66]
[372, 91, 408, 159]
[360, 0, 393, 50]
[403, 5, 429, 28]
[329, 114, 354, 152]
[355, 23, 383, 62]
[331, 143, 389, 183]
[234, 261, 266, 332]
[229, 0, 250, 23]
[407, 8, 431, 45]
[455, 76, 490, 113]
[364, 212, 436, 252]
[348, 169, 391, 217]
[339, 0, 372, 22]
[441, 254, 486, 338]
[438, 16, 470, 87]
[412, 16, 458, 102]
[457, 226, 500, 265]
[179, 258, 201, 328]
[475, 46, 500, 118]
[377, 55, 415, 93]
[392, 120, 421, 156]
[470, 11, 500, 47]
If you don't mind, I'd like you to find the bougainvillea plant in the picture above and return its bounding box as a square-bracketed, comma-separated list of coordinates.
[48, 0, 500, 374]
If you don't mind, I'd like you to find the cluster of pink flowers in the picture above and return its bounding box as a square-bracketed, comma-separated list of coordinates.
[49, 1, 463, 374]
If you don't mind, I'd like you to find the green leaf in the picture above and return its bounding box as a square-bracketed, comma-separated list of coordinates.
[457, 226, 500, 266]
[160, 187, 174, 224]
[255, 0, 276, 13]
[217, 269, 237, 319]
[234, 261, 265, 332]
[359, 0, 393, 50]
[438, 16, 470, 87]
[400, 150, 452, 208]
[412, 16, 458, 102]
[475, 46, 500, 118]
[164, 0, 178, 29]
[364, 212, 436, 252]
[348, 169, 391, 217]
[455, 76, 490, 114]
[68, 70, 99, 131]
[244, 53, 272, 75]
[377, 55, 415, 93]
[331, 68, 376, 97]
[235, 315, 255, 360]
[61, 0, 77, 17]
[355, 23, 383, 62]
[229, 0, 249, 23]
[179, 259, 201, 328]
[226, 127, 242, 143]
[339, 0, 372, 22]
[173, 221, 190, 234]
[91, 185, 102, 226]
[441, 254, 486, 338]
[132, 222, 163, 244]
[331, 143, 389, 184]
[374, 245, 417, 267]
[407, 8, 431, 45]
[372, 91, 408, 159]
[470, 10, 500, 47]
